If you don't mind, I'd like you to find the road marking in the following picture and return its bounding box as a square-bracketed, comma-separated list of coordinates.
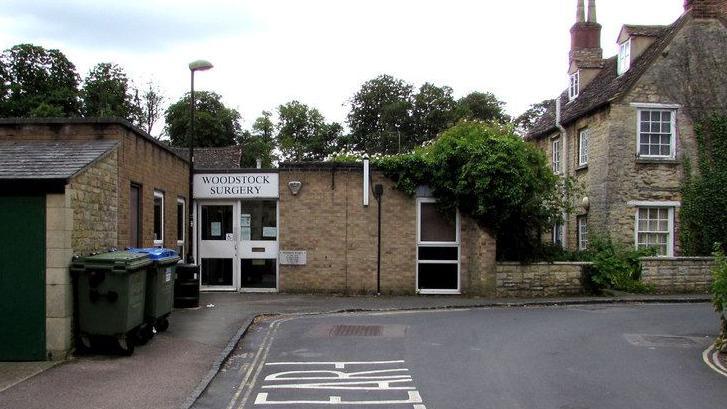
[254, 361, 426, 407]
[702, 344, 727, 378]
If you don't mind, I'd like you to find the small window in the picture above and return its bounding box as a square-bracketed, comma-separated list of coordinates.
[638, 109, 676, 158]
[153, 191, 164, 247]
[569, 71, 580, 100]
[177, 198, 185, 258]
[578, 216, 588, 250]
[578, 128, 589, 166]
[552, 222, 564, 248]
[618, 39, 631, 75]
[552, 138, 562, 174]
[636, 207, 673, 257]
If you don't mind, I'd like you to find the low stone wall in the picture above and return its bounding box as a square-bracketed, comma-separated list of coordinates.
[640, 257, 714, 294]
[496, 262, 589, 297]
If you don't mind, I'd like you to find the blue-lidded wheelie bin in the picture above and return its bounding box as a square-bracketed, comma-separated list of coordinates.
[69, 251, 151, 355]
[128, 248, 180, 336]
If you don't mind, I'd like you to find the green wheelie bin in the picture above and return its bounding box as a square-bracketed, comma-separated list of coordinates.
[70, 251, 151, 355]
[128, 248, 180, 337]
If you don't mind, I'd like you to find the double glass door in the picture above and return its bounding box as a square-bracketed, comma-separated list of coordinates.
[198, 200, 278, 291]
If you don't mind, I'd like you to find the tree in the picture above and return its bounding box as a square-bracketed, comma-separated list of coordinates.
[0, 43, 80, 117]
[347, 74, 414, 154]
[455, 92, 510, 124]
[164, 91, 241, 147]
[277, 101, 342, 161]
[137, 81, 165, 136]
[239, 111, 277, 167]
[81, 63, 141, 122]
[513, 99, 554, 136]
[411, 83, 457, 145]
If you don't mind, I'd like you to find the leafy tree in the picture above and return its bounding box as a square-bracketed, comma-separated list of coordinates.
[375, 121, 565, 259]
[513, 99, 553, 136]
[411, 83, 457, 146]
[239, 111, 277, 167]
[680, 115, 727, 255]
[137, 81, 165, 136]
[0, 43, 80, 117]
[347, 74, 414, 154]
[81, 63, 141, 122]
[276, 101, 341, 161]
[455, 92, 510, 124]
[164, 91, 241, 147]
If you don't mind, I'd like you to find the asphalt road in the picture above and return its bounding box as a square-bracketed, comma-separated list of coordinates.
[195, 303, 727, 409]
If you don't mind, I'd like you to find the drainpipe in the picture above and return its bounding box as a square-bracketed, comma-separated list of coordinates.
[555, 98, 569, 249]
[374, 184, 384, 295]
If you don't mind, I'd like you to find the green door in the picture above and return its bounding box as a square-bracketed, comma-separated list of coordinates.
[0, 196, 46, 361]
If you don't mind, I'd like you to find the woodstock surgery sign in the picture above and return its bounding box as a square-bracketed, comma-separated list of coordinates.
[193, 173, 279, 199]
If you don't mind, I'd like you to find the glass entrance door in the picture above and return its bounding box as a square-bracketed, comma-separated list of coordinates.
[239, 200, 278, 291]
[199, 203, 236, 290]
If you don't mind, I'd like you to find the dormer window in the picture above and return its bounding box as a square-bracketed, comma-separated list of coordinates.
[569, 71, 580, 100]
[618, 38, 631, 75]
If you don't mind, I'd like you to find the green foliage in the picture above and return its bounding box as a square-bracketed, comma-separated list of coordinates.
[375, 121, 564, 257]
[137, 81, 165, 136]
[681, 115, 727, 255]
[0, 43, 80, 117]
[712, 245, 727, 312]
[513, 99, 554, 136]
[411, 83, 457, 145]
[455, 92, 510, 124]
[276, 101, 342, 161]
[81, 63, 141, 122]
[239, 111, 277, 167]
[165, 91, 241, 147]
[588, 236, 656, 293]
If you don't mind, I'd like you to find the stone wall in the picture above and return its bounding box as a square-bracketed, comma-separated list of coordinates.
[278, 166, 497, 295]
[641, 257, 714, 293]
[496, 262, 589, 297]
[45, 193, 74, 360]
[68, 149, 119, 254]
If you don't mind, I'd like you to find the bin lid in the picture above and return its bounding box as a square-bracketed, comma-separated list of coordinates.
[127, 247, 178, 260]
[75, 250, 152, 272]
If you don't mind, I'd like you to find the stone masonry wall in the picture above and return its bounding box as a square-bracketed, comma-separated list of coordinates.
[45, 193, 74, 360]
[278, 167, 497, 295]
[496, 262, 588, 297]
[641, 257, 714, 293]
[68, 149, 119, 253]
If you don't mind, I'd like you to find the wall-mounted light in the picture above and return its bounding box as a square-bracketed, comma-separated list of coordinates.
[288, 181, 302, 195]
[582, 196, 590, 211]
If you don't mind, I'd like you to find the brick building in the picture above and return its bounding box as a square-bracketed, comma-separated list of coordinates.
[526, 0, 727, 256]
[0, 118, 189, 360]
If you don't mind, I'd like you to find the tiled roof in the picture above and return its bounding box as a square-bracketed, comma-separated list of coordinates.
[0, 140, 119, 180]
[526, 14, 688, 139]
[171, 146, 242, 169]
[622, 25, 668, 37]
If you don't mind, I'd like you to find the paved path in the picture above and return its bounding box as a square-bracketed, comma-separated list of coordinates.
[197, 303, 727, 409]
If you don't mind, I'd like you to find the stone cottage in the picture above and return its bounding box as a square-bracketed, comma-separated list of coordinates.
[526, 0, 727, 256]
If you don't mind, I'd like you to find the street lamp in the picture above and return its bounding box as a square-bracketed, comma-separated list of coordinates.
[187, 59, 213, 263]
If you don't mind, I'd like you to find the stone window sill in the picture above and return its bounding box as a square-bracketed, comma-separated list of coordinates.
[575, 164, 588, 172]
[636, 158, 680, 165]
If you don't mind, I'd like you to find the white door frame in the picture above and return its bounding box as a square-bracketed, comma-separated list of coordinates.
[239, 199, 279, 293]
[198, 200, 239, 291]
[416, 197, 461, 295]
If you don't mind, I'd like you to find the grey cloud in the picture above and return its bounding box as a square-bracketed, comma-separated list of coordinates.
[1, 0, 254, 52]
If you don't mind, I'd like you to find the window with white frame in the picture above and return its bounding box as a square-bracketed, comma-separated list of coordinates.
[636, 207, 674, 257]
[153, 191, 164, 247]
[176, 198, 185, 258]
[577, 216, 588, 250]
[569, 71, 580, 100]
[417, 198, 460, 293]
[552, 222, 564, 248]
[618, 39, 631, 75]
[638, 109, 676, 158]
[579, 128, 589, 166]
[552, 138, 562, 174]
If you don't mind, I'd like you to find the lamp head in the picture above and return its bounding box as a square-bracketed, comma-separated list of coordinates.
[189, 60, 214, 72]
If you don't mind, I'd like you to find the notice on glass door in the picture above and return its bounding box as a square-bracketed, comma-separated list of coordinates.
[263, 227, 277, 238]
[211, 222, 221, 237]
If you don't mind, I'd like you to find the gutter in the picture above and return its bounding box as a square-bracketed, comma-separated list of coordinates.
[555, 98, 569, 249]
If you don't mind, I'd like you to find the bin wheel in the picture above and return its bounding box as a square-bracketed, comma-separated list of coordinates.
[118, 334, 135, 356]
[134, 325, 153, 345]
[156, 317, 169, 332]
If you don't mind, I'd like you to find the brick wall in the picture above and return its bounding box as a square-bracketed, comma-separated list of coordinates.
[641, 257, 714, 293]
[278, 166, 497, 295]
[496, 262, 588, 297]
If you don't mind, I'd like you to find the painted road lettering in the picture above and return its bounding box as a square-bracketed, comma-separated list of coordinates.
[254, 361, 426, 407]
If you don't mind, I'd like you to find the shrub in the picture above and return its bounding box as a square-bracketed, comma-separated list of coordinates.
[712, 245, 727, 351]
[588, 236, 656, 294]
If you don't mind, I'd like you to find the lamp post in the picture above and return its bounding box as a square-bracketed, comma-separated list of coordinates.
[187, 59, 213, 263]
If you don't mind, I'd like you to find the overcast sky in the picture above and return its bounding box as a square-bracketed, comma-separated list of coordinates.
[0, 0, 685, 135]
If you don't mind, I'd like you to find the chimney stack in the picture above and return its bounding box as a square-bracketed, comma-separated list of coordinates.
[684, 0, 727, 18]
[569, 0, 603, 73]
